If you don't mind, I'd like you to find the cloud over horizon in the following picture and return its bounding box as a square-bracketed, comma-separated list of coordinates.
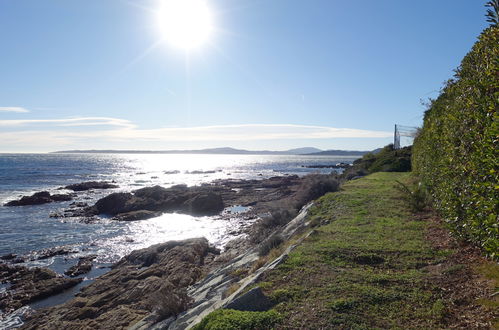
[0, 107, 30, 113]
[0, 116, 393, 152]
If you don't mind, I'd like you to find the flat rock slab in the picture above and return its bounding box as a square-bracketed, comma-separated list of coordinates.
[22, 238, 219, 330]
[0, 263, 82, 313]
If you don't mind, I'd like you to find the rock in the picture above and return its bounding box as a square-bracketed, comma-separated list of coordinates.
[65, 255, 97, 277]
[64, 181, 119, 191]
[224, 287, 274, 312]
[69, 201, 88, 207]
[113, 210, 161, 222]
[36, 247, 76, 260]
[94, 192, 134, 215]
[92, 185, 224, 218]
[0, 263, 82, 314]
[4, 191, 74, 206]
[181, 192, 224, 215]
[22, 238, 216, 330]
[50, 194, 74, 202]
[0, 253, 17, 260]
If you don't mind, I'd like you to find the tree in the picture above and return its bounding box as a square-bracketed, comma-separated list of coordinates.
[485, 0, 499, 26]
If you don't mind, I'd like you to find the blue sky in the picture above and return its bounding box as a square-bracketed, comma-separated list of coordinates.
[0, 0, 489, 152]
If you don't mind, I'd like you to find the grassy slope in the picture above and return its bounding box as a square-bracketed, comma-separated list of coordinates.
[195, 172, 498, 329]
[257, 172, 497, 329]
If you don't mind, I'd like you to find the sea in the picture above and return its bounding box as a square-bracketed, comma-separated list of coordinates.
[0, 153, 359, 326]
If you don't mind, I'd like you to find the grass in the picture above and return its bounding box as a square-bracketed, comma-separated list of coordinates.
[255, 172, 492, 328]
[191, 309, 281, 330]
[193, 172, 498, 329]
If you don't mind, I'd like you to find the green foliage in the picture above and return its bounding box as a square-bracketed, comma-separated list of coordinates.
[412, 26, 499, 258]
[394, 180, 428, 212]
[343, 145, 412, 179]
[192, 309, 281, 330]
[261, 173, 452, 328]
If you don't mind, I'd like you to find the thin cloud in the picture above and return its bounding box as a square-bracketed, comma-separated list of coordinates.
[0, 117, 393, 151]
[0, 117, 135, 128]
[0, 107, 30, 113]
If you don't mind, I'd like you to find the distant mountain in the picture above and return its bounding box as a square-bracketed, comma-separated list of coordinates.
[52, 147, 329, 155]
[285, 147, 323, 154]
[303, 149, 370, 156]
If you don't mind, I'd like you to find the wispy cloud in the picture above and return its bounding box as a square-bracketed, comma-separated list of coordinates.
[0, 107, 30, 113]
[0, 116, 393, 151]
[0, 117, 135, 128]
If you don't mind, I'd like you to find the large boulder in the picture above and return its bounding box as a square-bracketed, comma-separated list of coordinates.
[181, 192, 224, 215]
[64, 181, 119, 191]
[4, 191, 74, 206]
[94, 192, 133, 215]
[92, 185, 225, 219]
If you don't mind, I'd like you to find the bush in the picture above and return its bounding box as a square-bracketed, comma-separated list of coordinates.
[258, 234, 284, 256]
[192, 309, 281, 330]
[412, 26, 498, 258]
[342, 144, 412, 179]
[394, 180, 428, 212]
[291, 174, 340, 208]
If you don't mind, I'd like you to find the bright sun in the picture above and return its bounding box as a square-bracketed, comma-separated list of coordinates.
[157, 0, 214, 50]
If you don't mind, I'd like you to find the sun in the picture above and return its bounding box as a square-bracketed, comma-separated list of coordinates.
[157, 0, 214, 50]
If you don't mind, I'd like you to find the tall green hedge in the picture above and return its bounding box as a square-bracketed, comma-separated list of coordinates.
[412, 26, 498, 258]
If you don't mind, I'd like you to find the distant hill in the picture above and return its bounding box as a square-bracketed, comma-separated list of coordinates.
[52, 147, 377, 156]
[303, 149, 370, 156]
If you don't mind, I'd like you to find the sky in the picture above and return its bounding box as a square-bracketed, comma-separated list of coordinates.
[0, 0, 490, 152]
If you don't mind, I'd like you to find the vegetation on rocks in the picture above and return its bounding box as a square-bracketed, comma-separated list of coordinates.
[342, 144, 412, 180]
[412, 24, 498, 257]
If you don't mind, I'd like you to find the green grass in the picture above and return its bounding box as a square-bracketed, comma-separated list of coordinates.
[258, 172, 450, 329]
[194, 172, 497, 329]
[191, 309, 281, 330]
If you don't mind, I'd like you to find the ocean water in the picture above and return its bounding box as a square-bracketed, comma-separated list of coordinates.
[0, 153, 358, 320]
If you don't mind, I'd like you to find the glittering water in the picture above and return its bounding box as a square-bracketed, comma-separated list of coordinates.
[0, 153, 360, 325]
[0, 153, 358, 264]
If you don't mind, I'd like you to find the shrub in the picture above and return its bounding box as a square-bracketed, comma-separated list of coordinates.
[412, 26, 498, 258]
[192, 309, 281, 330]
[394, 180, 428, 212]
[258, 234, 284, 256]
[342, 145, 412, 179]
[291, 174, 340, 208]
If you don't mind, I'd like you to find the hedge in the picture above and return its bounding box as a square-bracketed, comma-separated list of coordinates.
[412, 26, 498, 258]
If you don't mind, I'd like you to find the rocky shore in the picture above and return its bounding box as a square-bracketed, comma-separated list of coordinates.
[0, 173, 340, 329]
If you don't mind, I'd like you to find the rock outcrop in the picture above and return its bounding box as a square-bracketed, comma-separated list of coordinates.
[90, 185, 225, 219]
[63, 181, 119, 191]
[64, 255, 97, 277]
[0, 264, 82, 314]
[22, 238, 219, 330]
[4, 191, 74, 206]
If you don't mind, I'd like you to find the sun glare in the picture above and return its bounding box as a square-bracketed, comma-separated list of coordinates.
[157, 0, 214, 50]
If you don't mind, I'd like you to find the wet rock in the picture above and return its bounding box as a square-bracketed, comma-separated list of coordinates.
[22, 238, 216, 330]
[36, 247, 76, 260]
[181, 192, 224, 216]
[69, 201, 88, 208]
[0, 253, 17, 261]
[0, 263, 82, 314]
[65, 255, 97, 277]
[92, 185, 224, 219]
[64, 181, 119, 191]
[4, 191, 74, 206]
[113, 210, 161, 222]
